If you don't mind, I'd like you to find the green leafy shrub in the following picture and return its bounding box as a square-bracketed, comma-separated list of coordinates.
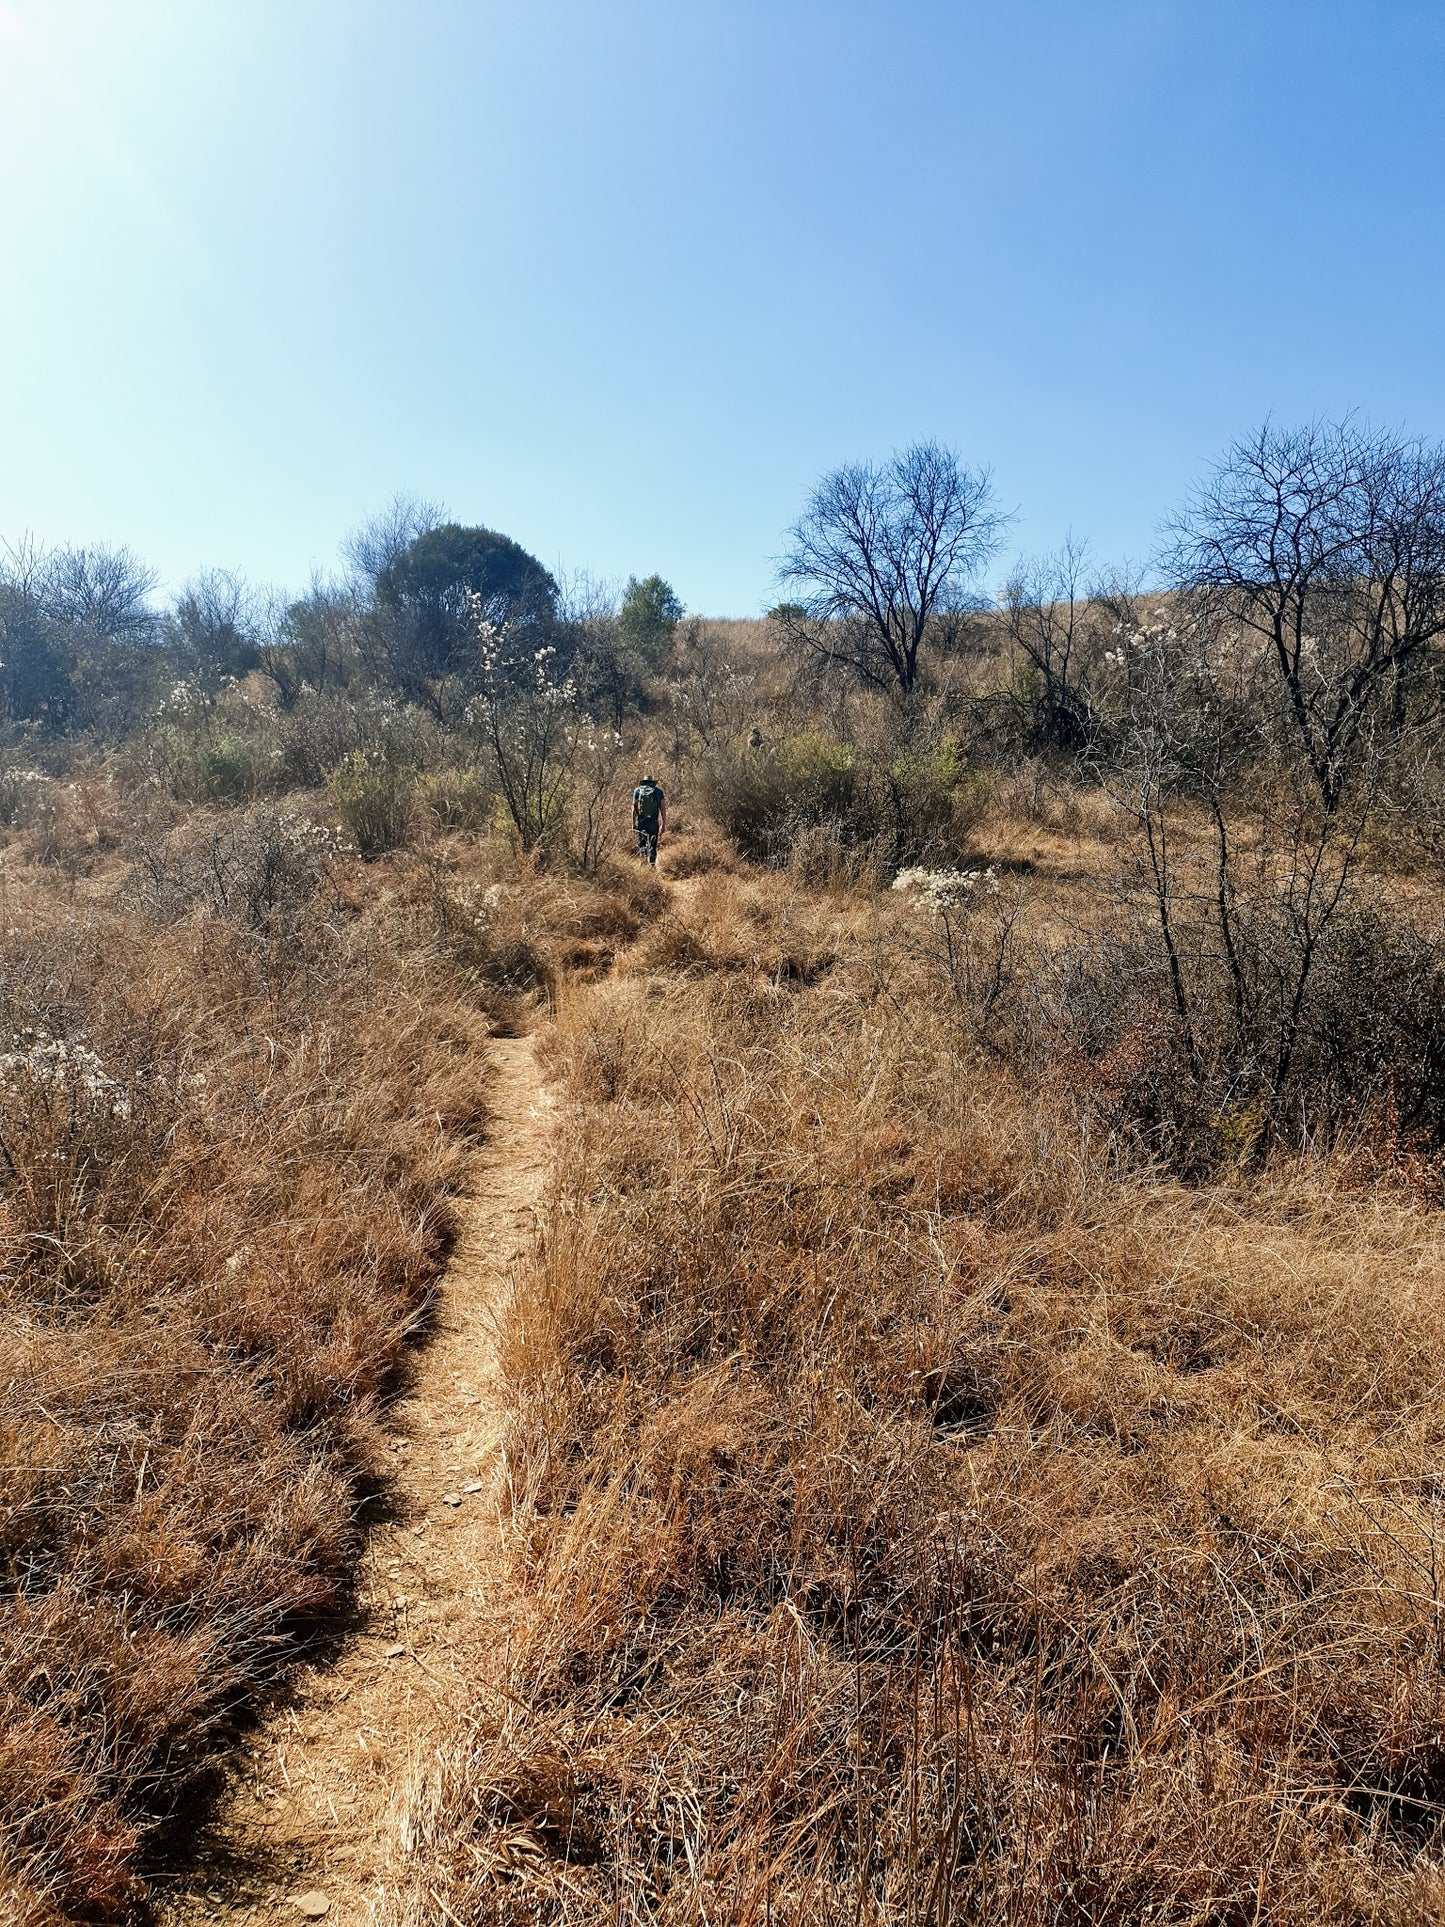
[326, 748, 416, 856]
[146, 683, 282, 804]
[702, 729, 978, 869]
[418, 763, 495, 833]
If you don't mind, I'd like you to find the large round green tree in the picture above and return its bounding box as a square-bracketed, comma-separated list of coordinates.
[374, 524, 557, 695]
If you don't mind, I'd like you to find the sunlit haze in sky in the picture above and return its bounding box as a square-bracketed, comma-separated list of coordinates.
[2, 0, 1443, 612]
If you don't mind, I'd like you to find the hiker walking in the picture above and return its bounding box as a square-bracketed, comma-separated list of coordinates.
[632, 774, 666, 865]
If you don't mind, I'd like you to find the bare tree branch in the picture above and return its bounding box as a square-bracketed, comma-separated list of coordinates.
[777, 442, 1009, 694]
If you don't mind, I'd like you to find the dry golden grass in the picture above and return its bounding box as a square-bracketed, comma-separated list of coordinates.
[386, 870, 1445, 1925]
[424, 840, 670, 993]
[0, 809, 492, 1923]
[14, 703, 1445, 1923]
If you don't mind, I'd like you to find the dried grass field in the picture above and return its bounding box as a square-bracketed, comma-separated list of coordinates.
[0, 801, 491, 1923]
[7, 618, 1445, 1924]
[383, 852, 1445, 1927]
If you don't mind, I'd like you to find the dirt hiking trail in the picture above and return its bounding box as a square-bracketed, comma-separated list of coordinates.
[160, 1031, 556, 1927]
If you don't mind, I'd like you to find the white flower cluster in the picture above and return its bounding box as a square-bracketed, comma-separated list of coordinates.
[892, 866, 998, 908]
[265, 809, 350, 863]
[0, 1031, 134, 1121]
[465, 601, 577, 707]
[0, 767, 53, 825]
[448, 881, 507, 932]
[1112, 614, 1193, 646]
[156, 680, 205, 718]
[281, 812, 342, 849]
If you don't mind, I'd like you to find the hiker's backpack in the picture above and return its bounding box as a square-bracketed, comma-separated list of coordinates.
[634, 782, 663, 822]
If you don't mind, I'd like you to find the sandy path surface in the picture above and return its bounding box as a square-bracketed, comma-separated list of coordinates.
[159, 1031, 554, 1927]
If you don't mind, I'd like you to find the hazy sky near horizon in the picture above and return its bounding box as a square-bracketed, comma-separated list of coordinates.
[2, 0, 1443, 614]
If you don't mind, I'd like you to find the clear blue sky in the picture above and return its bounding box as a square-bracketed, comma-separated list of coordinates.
[2, 0, 1443, 614]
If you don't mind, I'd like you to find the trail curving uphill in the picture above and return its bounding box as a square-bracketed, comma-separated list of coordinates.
[162, 1032, 555, 1927]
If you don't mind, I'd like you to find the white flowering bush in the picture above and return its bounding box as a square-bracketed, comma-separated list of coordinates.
[890, 862, 1035, 1040]
[428, 870, 551, 1000]
[146, 676, 285, 804]
[432, 878, 504, 951]
[0, 1013, 200, 1280]
[0, 764, 56, 830]
[0, 1031, 136, 1122]
[570, 725, 628, 870]
[465, 601, 582, 857]
[891, 864, 998, 907]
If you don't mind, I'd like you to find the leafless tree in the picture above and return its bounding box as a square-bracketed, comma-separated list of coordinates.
[553, 569, 638, 732]
[0, 537, 162, 728]
[41, 544, 158, 642]
[1166, 419, 1445, 815]
[777, 441, 1008, 695]
[1100, 594, 1385, 1155]
[342, 492, 446, 585]
[261, 576, 363, 703]
[169, 568, 267, 682]
[1002, 533, 1111, 753]
[0, 533, 50, 606]
[661, 618, 758, 767]
[0, 536, 63, 723]
[1050, 428, 1445, 1162]
[176, 566, 253, 632]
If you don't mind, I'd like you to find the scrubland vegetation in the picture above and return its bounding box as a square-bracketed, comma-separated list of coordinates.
[0, 799, 493, 1923]
[394, 873, 1445, 1925]
[9, 420, 1445, 1922]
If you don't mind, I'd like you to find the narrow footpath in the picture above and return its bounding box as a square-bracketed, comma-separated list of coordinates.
[161, 1032, 555, 1927]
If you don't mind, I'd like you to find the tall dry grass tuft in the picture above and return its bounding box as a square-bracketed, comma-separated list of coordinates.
[390, 872, 1445, 1925]
[0, 805, 492, 1923]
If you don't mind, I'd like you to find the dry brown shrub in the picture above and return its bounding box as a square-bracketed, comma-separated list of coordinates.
[389, 873, 1445, 1926]
[657, 827, 741, 880]
[0, 813, 490, 1922]
[624, 872, 839, 987]
[0, 759, 165, 875]
[425, 848, 669, 1003]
